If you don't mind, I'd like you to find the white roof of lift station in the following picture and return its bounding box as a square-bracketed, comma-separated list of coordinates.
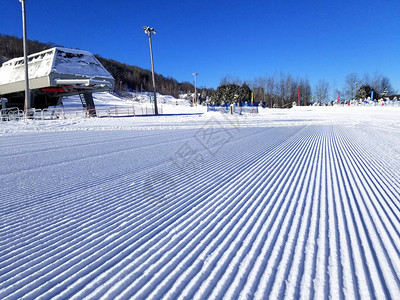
[0, 47, 114, 96]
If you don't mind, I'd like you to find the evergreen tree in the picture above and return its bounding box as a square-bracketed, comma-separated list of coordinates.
[211, 84, 244, 105]
[238, 83, 251, 102]
[356, 85, 374, 100]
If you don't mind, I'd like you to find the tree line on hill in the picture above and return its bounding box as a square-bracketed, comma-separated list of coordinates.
[0, 34, 397, 107]
[213, 72, 396, 108]
[214, 74, 312, 108]
[0, 34, 210, 99]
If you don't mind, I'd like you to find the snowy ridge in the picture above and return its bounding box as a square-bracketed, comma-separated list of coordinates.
[0, 109, 400, 299]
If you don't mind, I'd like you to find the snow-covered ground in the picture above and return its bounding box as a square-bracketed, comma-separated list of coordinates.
[0, 94, 399, 299]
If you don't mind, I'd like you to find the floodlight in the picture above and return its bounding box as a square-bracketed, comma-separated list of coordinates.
[143, 25, 159, 115]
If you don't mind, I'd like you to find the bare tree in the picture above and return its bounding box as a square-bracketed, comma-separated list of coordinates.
[284, 74, 293, 106]
[370, 74, 394, 98]
[276, 73, 286, 107]
[315, 80, 330, 103]
[298, 78, 312, 105]
[251, 77, 266, 103]
[343, 73, 359, 100]
[266, 77, 275, 107]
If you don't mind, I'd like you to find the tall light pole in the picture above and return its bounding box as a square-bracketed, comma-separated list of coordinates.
[143, 26, 158, 115]
[19, 0, 31, 116]
[192, 72, 198, 105]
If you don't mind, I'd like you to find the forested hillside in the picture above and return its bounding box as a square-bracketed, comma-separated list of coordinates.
[0, 34, 205, 98]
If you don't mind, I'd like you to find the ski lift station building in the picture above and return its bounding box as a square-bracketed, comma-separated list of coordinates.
[0, 47, 115, 115]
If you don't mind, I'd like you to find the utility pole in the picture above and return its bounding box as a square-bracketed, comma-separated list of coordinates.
[192, 72, 198, 105]
[143, 26, 158, 115]
[19, 0, 31, 116]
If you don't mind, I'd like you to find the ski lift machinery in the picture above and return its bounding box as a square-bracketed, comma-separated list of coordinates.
[0, 47, 115, 116]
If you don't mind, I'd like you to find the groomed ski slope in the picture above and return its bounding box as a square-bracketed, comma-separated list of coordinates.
[0, 107, 399, 299]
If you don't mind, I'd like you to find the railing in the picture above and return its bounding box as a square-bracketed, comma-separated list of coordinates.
[101, 105, 163, 117]
[0, 104, 164, 121]
[0, 107, 24, 121]
[207, 103, 259, 114]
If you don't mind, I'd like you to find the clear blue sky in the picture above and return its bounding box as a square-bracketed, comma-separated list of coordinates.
[1, 0, 399, 92]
